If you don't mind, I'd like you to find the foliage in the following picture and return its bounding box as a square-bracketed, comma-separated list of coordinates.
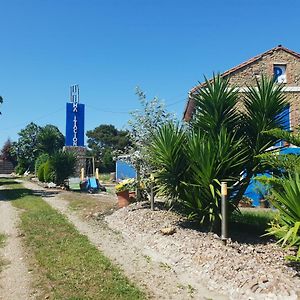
[149, 75, 288, 229]
[264, 128, 300, 146]
[230, 208, 277, 234]
[43, 160, 55, 183]
[257, 126, 300, 260]
[35, 153, 49, 175]
[258, 152, 300, 175]
[11, 122, 42, 172]
[265, 174, 300, 261]
[37, 163, 46, 182]
[231, 76, 288, 204]
[0, 138, 17, 166]
[0, 96, 3, 115]
[86, 124, 130, 172]
[149, 123, 247, 228]
[126, 87, 175, 183]
[148, 123, 187, 202]
[191, 74, 240, 135]
[10, 123, 65, 174]
[48, 151, 76, 185]
[115, 178, 136, 193]
[37, 124, 64, 155]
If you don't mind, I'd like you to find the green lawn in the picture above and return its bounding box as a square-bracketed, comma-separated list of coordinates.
[230, 207, 278, 234]
[0, 179, 145, 300]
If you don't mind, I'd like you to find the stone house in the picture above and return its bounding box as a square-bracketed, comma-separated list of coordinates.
[183, 45, 300, 130]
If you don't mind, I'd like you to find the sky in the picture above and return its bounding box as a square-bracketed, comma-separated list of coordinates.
[1, 0, 300, 147]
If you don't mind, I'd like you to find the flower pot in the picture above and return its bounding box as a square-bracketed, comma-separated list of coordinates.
[116, 190, 130, 208]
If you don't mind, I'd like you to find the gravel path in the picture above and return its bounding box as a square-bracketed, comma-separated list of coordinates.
[0, 194, 34, 300]
[21, 180, 224, 300]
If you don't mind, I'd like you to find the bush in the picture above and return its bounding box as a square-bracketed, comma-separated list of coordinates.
[15, 162, 27, 175]
[266, 173, 300, 261]
[37, 163, 46, 182]
[35, 153, 49, 175]
[49, 151, 76, 185]
[44, 160, 55, 183]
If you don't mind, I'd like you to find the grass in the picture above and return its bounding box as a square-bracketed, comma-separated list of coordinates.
[99, 173, 112, 183]
[0, 233, 6, 272]
[230, 207, 278, 234]
[0, 179, 145, 300]
[63, 192, 116, 218]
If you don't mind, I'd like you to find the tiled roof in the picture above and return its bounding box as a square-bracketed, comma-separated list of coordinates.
[183, 45, 300, 121]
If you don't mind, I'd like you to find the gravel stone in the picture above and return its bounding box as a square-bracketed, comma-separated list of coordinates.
[106, 201, 300, 300]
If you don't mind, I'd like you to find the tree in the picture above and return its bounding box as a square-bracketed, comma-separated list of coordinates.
[86, 124, 130, 172]
[11, 123, 65, 174]
[0, 96, 3, 114]
[37, 124, 65, 155]
[127, 87, 175, 179]
[11, 122, 42, 173]
[0, 139, 17, 166]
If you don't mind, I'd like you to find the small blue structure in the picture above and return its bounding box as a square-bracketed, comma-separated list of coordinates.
[116, 156, 136, 181]
[245, 146, 300, 206]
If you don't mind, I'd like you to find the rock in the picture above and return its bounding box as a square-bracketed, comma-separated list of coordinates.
[160, 226, 176, 235]
[47, 182, 56, 188]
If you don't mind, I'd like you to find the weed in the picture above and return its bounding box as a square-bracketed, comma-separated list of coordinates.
[187, 284, 195, 297]
[143, 255, 151, 263]
[159, 262, 171, 270]
[0, 233, 7, 272]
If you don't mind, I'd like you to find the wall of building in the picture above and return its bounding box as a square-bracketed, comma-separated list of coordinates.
[225, 49, 300, 129]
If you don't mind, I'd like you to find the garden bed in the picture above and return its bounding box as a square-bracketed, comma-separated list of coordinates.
[105, 202, 300, 300]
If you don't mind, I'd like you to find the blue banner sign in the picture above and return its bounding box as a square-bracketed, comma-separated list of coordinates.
[65, 102, 85, 146]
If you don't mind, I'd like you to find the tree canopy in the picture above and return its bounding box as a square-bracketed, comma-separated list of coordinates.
[86, 124, 130, 172]
[10, 123, 65, 173]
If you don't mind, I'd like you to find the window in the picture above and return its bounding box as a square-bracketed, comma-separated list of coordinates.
[274, 64, 287, 83]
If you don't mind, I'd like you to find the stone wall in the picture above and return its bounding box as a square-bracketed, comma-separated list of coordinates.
[225, 48, 300, 129]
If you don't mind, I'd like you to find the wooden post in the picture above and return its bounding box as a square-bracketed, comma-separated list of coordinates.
[150, 182, 154, 210]
[221, 181, 228, 243]
[95, 168, 99, 180]
[80, 168, 85, 181]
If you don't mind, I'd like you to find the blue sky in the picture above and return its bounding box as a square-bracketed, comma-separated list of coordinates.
[1, 0, 300, 147]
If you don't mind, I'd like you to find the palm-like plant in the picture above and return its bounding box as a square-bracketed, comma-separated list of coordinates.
[149, 75, 288, 229]
[184, 128, 247, 227]
[191, 75, 240, 135]
[266, 174, 300, 261]
[148, 123, 187, 202]
[232, 76, 288, 205]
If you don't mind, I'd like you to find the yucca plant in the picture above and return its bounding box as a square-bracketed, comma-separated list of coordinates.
[232, 76, 288, 205]
[191, 74, 240, 135]
[265, 174, 300, 261]
[149, 75, 288, 230]
[182, 128, 247, 228]
[148, 122, 188, 202]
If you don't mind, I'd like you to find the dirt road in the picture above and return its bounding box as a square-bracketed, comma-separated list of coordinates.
[0, 194, 34, 300]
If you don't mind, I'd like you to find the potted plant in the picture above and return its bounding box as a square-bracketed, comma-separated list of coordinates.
[115, 178, 136, 208]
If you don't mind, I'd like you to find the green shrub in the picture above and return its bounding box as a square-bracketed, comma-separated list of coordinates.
[44, 160, 55, 183]
[15, 162, 27, 175]
[37, 163, 46, 182]
[265, 173, 300, 261]
[49, 151, 76, 185]
[35, 153, 49, 175]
